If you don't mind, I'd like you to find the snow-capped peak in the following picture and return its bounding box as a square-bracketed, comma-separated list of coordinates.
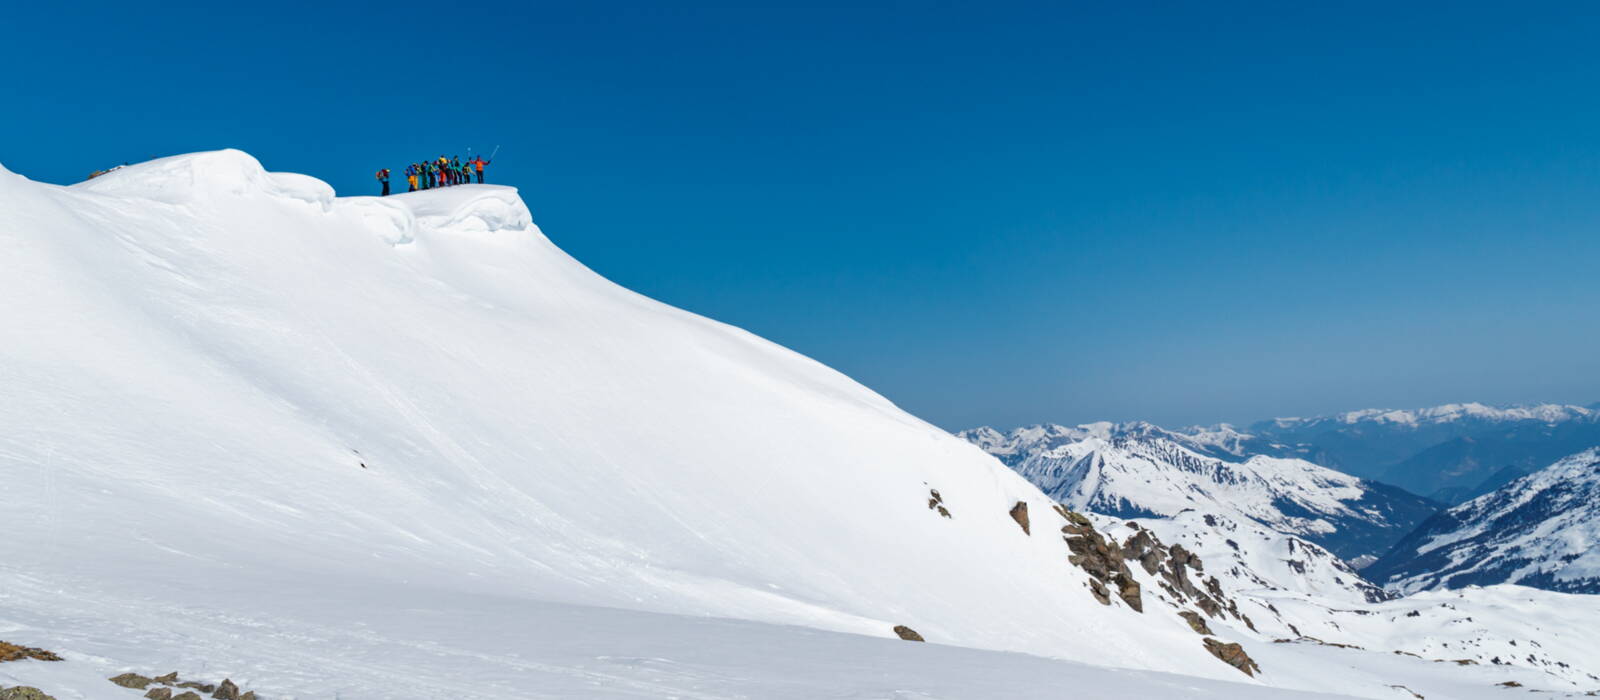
[1271, 402, 1595, 429]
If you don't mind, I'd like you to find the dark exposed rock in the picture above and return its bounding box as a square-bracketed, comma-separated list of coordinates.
[1179, 611, 1211, 634]
[146, 689, 174, 700]
[154, 672, 180, 684]
[110, 674, 155, 690]
[0, 687, 57, 700]
[927, 489, 952, 518]
[1059, 507, 1145, 611]
[174, 693, 204, 700]
[239, 693, 257, 700]
[1203, 638, 1261, 676]
[1113, 573, 1142, 611]
[0, 642, 62, 663]
[213, 679, 240, 700]
[1009, 501, 1030, 535]
[1087, 578, 1111, 605]
[892, 625, 924, 642]
[176, 682, 215, 694]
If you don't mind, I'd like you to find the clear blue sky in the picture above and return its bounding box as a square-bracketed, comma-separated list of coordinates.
[6, 1, 1599, 430]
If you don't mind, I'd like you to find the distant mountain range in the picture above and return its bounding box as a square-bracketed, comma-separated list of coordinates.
[1365, 448, 1600, 594]
[960, 423, 1438, 562]
[1246, 402, 1600, 503]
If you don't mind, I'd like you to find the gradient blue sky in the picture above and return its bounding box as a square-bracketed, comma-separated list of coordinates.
[5, 1, 1599, 430]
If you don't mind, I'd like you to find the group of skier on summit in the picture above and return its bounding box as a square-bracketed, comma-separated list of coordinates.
[373, 151, 492, 196]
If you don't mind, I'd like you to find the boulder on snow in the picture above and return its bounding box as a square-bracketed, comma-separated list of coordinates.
[1009, 501, 1030, 535]
[0, 687, 57, 700]
[212, 679, 241, 700]
[176, 682, 215, 693]
[927, 489, 952, 518]
[110, 673, 155, 690]
[1202, 638, 1260, 676]
[154, 672, 180, 684]
[173, 693, 204, 700]
[892, 625, 925, 642]
[0, 641, 62, 663]
[239, 693, 257, 700]
[146, 688, 174, 700]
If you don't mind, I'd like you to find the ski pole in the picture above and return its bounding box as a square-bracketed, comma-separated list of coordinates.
[488, 144, 501, 161]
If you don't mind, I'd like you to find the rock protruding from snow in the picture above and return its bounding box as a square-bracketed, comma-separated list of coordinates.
[1366, 448, 1600, 594]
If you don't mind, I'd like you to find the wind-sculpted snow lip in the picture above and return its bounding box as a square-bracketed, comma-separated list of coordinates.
[73, 149, 337, 209]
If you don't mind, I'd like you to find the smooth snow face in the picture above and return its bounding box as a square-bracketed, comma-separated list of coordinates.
[0, 151, 1261, 694]
[963, 426, 1437, 561]
[1368, 448, 1600, 594]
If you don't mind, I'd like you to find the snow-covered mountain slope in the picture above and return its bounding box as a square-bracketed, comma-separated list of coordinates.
[1, 150, 1337, 697]
[962, 426, 1438, 561]
[1250, 403, 1600, 502]
[1103, 512, 1390, 605]
[1366, 448, 1600, 594]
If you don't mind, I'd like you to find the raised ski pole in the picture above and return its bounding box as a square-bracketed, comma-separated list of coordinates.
[488, 144, 501, 161]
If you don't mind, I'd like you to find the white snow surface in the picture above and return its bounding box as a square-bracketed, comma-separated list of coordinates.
[1, 150, 1277, 697]
[4, 151, 1599, 699]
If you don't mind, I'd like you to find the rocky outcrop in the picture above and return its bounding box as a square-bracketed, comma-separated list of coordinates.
[1009, 501, 1030, 535]
[1178, 611, 1212, 635]
[110, 674, 155, 690]
[0, 687, 57, 700]
[0, 642, 61, 663]
[926, 489, 951, 518]
[213, 679, 241, 700]
[109, 671, 257, 700]
[1203, 638, 1260, 676]
[1118, 523, 1255, 631]
[1057, 507, 1144, 612]
[892, 625, 925, 642]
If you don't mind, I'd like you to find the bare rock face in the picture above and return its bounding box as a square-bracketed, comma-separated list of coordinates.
[154, 672, 179, 684]
[1179, 610, 1212, 634]
[110, 674, 155, 690]
[173, 693, 204, 700]
[213, 679, 241, 700]
[1057, 507, 1143, 611]
[0, 641, 62, 663]
[1116, 523, 1257, 630]
[1203, 638, 1261, 676]
[145, 688, 174, 700]
[1009, 501, 1031, 535]
[0, 688, 58, 700]
[892, 625, 925, 642]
